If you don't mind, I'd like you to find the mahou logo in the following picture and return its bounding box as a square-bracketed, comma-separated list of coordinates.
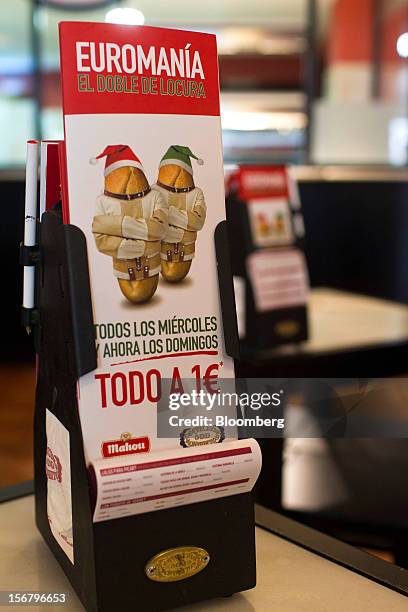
[46, 447, 62, 483]
[102, 432, 150, 458]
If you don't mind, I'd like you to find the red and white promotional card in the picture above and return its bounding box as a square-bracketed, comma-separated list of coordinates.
[58, 22, 236, 463]
[239, 166, 296, 248]
[233, 165, 309, 313]
[39, 141, 62, 217]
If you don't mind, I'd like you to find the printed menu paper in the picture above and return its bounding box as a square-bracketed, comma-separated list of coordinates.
[247, 249, 309, 312]
[46, 409, 74, 563]
[90, 438, 261, 522]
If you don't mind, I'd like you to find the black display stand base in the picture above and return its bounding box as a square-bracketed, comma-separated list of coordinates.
[33, 210, 255, 611]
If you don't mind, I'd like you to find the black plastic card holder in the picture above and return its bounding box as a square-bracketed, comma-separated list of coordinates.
[33, 210, 255, 612]
[226, 191, 308, 349]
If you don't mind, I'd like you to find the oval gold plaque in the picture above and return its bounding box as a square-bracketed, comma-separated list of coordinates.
[145, 546, 210, 582]
[180, 425, 224, 447]
[275, 319, 300, 338]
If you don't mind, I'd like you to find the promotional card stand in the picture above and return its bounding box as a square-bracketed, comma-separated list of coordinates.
[226, 166, 309, 349]
[30, 209, 255, 612]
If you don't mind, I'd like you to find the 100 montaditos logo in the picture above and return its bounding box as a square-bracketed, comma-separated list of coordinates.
[46, 447, 62, 483]
[76, 41, 206, 97]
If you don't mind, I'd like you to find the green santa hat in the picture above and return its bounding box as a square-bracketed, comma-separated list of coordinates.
[159, 145, 204, 175]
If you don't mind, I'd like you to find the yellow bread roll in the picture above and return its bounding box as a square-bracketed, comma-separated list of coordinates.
[161, 261, 191, 283]
[118, 276, 159, 303]
[105, 166, 148, 194]
[158, 165, 194, 188]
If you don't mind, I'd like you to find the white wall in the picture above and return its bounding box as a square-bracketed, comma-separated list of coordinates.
[312, 101, 405, 164]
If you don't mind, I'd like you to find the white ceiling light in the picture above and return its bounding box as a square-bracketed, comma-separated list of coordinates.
[396, 32, 408, 58]
[43, 1, 108, 5]
[105, 7, 145, 26]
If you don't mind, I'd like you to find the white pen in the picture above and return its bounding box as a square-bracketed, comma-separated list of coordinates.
[23, 139, 39, 332]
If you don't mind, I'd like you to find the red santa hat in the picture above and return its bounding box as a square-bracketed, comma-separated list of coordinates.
[90, 145, 144, 176]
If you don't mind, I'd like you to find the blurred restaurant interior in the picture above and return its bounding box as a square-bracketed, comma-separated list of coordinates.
[4, 0, 408, 570]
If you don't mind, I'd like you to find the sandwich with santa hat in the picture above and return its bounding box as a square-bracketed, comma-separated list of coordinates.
[91, 144, 168, 304]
